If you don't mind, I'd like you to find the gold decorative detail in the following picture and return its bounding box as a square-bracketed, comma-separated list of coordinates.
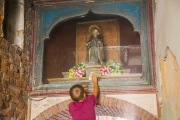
[88, 25, 100, 34]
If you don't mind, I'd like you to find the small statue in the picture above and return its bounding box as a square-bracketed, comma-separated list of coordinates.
[86, 25, 104, 66]
[124, 48, 129, 66]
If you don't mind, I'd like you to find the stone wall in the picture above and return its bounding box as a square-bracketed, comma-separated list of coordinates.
[0, 0, 30, 119]
[155, 0, 180, 119]
[0, 37, 29, 120]
[24, 0, 33, 50]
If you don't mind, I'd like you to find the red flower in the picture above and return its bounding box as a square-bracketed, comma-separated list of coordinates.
[101, 66, 112, 76]
[74, 68, 85, 77]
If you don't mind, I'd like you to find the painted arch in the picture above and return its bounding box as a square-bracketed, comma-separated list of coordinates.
[42, 5, 141, 40]
[32, 96, 159, 120]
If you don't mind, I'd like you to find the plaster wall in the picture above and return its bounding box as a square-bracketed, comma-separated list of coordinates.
[30, 96, 70, 119]
[159, 50, 180, 120]
[4, 0, 24, 48]
[106, 94, 158, 116]
[155, 0, 180, 119]
[155, 0, 180, 64]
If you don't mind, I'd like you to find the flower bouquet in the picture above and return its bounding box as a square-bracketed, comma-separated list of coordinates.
[69, 62, 86, 78]
[101, 59, 123, 76]
[101, 66, 112, 76]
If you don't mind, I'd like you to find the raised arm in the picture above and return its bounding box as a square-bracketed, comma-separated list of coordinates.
[92, 73, 99, 97]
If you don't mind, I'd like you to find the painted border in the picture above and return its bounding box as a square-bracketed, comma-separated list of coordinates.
[148, 0, 156, 87]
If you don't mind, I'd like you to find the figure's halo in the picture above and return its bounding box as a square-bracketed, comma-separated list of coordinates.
[88, 25, 100, 34]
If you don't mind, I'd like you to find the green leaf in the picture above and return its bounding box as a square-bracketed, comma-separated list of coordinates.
[113, 59, 117, 63]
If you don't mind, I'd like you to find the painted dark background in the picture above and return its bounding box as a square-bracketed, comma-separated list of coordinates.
[43, 12, 141, 84]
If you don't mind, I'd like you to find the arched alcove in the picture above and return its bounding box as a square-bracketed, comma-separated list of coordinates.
[42, 6, 141, 40]
[42, 12, 141, 84]
[32, 96, 159, 120]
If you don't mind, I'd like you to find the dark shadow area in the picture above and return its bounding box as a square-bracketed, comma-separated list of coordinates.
[43, 11, 141, 84]
[3, 0, 9, 39]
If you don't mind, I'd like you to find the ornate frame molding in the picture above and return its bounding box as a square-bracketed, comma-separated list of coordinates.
[29, 0, 156, 95]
